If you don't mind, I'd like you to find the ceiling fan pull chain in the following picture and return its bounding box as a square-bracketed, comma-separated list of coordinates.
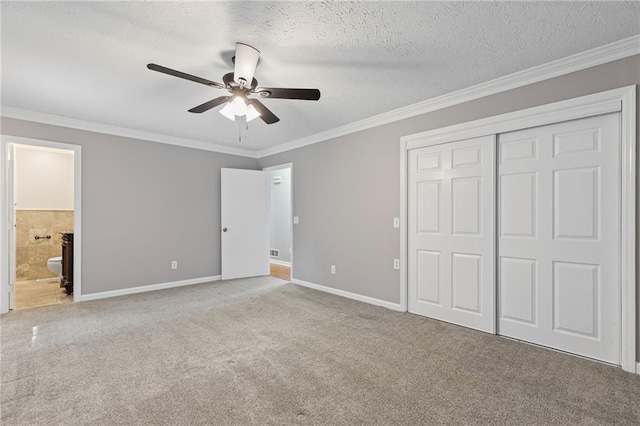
[237, 114, 247, 143]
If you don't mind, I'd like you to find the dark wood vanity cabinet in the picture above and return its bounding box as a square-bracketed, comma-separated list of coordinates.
[61, 233, 74, 295]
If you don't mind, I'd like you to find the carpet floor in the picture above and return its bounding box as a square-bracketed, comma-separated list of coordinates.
[1, 277, 639, 425]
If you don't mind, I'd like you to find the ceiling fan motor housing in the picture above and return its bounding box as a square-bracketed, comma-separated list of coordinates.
[233, 43, 260, 87]
[223, 72, 258, 91]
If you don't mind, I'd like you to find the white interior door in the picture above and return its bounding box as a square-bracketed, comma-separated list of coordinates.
[408, 135, 495, 333]
[221, 168, 269, 280]
[498, 113, 620, 364]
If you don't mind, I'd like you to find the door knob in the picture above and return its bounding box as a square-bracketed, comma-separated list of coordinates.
[223, 227, 228, 232]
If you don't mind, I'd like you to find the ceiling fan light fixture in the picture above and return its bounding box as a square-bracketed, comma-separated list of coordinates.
[219, 101, 236, 121]
[219, 97, 261, 122]
[231, 96, 248, 116]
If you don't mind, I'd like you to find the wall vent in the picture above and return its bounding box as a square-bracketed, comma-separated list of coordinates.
[270, 249, 279, 258]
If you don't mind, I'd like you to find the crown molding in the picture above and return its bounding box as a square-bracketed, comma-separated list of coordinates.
[0, 106, 259, 158]
[256, 34, 640, 158]
[1, 35, 638, 160]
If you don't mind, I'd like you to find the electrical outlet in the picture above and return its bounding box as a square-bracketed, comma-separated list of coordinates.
[293, 216, 299, 224]
[331, 265, 336, 275]
[393, 217, 400, 228]
[171, 261, 178, 270]
[393, 259, 400, 270]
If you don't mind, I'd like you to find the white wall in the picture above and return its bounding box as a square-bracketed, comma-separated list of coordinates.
[269, 168, 292, 263]
[16, 145, 74, 210]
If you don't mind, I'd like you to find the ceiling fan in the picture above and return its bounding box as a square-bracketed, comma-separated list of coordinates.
[147, 43, 321, 125]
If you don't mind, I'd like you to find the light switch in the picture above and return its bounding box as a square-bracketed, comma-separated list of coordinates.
[293, 216, 299, 224]
[393, 217, 400, 228]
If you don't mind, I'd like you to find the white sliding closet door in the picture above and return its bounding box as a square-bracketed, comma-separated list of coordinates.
[408, 136, 495, 333]
[497, 113, 620, 364]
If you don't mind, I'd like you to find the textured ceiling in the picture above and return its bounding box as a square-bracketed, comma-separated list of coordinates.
[1, 1, 639, 152]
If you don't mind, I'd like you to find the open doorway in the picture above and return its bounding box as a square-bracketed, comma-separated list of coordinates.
[264, 164, 292, 282]
[1, 136, 82, 313]
[13, 144, 74, 309]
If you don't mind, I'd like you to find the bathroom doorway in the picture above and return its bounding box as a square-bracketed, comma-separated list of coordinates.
[264, 164, 293, 282]
[1, 136, 82, 312]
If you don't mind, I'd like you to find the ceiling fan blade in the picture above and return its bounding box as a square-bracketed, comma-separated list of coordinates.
[248, 99, 280, 124]
[188, 96, 232, 113]
[147, 63, 225, 89]
[233, 43, 260, 87]
[255, 88, 320, 101]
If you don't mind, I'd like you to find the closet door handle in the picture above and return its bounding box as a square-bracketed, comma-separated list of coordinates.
[222, 228, 228, 232]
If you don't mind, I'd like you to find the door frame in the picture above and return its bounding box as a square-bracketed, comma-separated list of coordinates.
[400, 86, 636, 373]
[1, 135, 83, 313]
[263, 163, 294, 280]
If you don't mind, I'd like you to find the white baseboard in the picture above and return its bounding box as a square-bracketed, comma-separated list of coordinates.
[77, 275, 221, 302]
[270, 259, 291, 267]
[292, 278, 404, 312]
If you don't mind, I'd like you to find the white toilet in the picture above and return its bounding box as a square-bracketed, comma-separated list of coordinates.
[47, 256, 62, 276]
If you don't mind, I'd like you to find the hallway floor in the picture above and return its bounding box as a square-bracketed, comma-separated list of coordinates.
[270, 263, 291, 281]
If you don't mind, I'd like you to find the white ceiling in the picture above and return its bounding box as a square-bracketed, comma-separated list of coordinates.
[2, 1, 639, 152]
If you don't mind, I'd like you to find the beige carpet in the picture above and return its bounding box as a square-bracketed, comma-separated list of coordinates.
[1, 276, 639, 425]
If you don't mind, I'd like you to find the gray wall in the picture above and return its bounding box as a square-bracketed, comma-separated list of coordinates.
[258, 55, 640, 359]
[2, 55, 638, 360]
[1, 118, 258, 294]
[269, 168, 292, 263]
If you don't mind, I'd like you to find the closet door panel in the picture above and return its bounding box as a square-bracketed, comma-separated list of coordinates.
[498, 113, 620, 364]
[408, 135, 495, 333]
